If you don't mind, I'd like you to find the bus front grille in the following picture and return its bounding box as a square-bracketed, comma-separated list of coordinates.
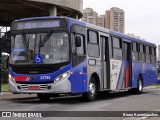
[20, 84, 50, 90]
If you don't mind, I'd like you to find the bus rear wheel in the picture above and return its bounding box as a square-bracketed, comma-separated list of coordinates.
[82, 77, 96, 101]
[132, 76, 143, 94]
[37, 93, 51, 102]
[129, 76, 143, 94]
[136, 77, 143, 94]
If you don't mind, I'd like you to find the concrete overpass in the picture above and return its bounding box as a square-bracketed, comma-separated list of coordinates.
[0, 0, 83, 26]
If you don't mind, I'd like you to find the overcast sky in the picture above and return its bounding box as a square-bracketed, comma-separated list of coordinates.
[83, 0, 160, 46]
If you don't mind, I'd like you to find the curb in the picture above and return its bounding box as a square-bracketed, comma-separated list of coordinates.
[144, 86, 160, 90]
[0, 92, 12, 96]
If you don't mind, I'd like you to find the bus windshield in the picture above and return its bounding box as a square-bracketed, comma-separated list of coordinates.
[10, 32, 69, 64]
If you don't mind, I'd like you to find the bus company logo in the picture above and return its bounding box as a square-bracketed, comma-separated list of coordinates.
[2, 112, 11, 117]
[112, 64, 119, 70]
[26, 76, 35, 81]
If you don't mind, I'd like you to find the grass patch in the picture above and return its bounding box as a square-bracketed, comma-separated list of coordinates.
[152, 84, 160, 86]
[1, 83, 9, 92]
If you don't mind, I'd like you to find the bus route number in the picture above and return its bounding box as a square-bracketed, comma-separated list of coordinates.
[40, 76, 51, 80]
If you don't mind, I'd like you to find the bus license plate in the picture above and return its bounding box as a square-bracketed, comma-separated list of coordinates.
[28, 86, 40, 90]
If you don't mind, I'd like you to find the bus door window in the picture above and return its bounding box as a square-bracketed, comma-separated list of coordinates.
[124, 42, 130, 61]
[124, 42, 131, 88]
[88, 30, 99, 58]
[112, 37, 122, 60]
[72, 33, 85, 67]
[110, 37, 123, 90]
[76, 34, 85, 55]
[100, 36, 109, 89]
[71, 33, 86, 93]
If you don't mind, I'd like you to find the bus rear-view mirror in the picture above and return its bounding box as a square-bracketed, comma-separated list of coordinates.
[75, 36, 81, 47]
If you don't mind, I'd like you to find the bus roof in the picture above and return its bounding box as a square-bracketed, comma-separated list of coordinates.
[13, 16, 156, 47]
[67, 17, 156, 47]
[14, 16, 67, 22]
[109, 30, 156, 47]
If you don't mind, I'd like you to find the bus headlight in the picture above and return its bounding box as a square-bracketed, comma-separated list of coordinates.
[54, 71, 70, 83]
[9, 74, 11, 79]
[8, 74, 15, 82]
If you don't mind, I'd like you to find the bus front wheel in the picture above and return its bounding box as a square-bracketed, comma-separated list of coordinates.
[82, 77, 96, 101]
[37, 93, 51, 102]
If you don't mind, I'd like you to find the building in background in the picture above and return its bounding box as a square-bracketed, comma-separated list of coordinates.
[82, 7, 125, 33]
[105, 10, 110, 29]
[97, 15, 105, 28]
[82, 8, 98, 25]
[105, 7, 125, 33]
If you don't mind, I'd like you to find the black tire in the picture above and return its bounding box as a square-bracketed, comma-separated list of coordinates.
[52, 94, 60, 97]
[132, 76, 143, 94]
[37, 93, 51, 102]
[82, 77, 97, 101]
[128, 76, 143, 94]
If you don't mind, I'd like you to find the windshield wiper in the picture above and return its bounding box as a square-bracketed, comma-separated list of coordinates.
[21, 32, 28, 48]
[40, 30, 53, 47]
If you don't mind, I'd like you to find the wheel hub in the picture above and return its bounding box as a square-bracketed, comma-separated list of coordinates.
[139, 80, 142, 91]
[89, 83, 95, 96]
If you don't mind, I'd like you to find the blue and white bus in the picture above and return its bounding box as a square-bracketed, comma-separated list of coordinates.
[8, 17, 157, 101]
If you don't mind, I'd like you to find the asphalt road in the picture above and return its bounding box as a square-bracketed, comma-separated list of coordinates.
[0, 86, 160, 120]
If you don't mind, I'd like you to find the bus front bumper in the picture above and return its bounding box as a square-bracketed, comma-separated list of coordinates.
[9, 78, 71, 94]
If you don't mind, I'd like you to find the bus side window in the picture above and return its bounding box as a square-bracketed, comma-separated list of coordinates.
[146, 46, 151, 63]
[139, 44, 145, 62]
[151, 47, 156, 63]
[132, 42, 139, 61]
[112, 37, 122, 60]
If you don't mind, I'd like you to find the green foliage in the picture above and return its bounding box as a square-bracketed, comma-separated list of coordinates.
[1, 71, 9, 83]
[2, 83, 9, 92]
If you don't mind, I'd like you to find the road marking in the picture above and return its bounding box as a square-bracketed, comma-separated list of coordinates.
[123, 117, 147, 120]
[137, 117, 147, 120]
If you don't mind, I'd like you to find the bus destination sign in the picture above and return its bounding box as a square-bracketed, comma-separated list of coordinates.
[13, 19, 66, 30]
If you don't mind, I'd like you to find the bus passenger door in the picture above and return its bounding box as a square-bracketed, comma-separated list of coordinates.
[101, 36, 109, 89]
[123, 41, 132, 88]
[71, 33, 87, 93]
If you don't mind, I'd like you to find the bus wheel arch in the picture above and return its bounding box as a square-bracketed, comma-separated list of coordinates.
[90, 73, 100, 92]
[82, 73, 100, 101]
